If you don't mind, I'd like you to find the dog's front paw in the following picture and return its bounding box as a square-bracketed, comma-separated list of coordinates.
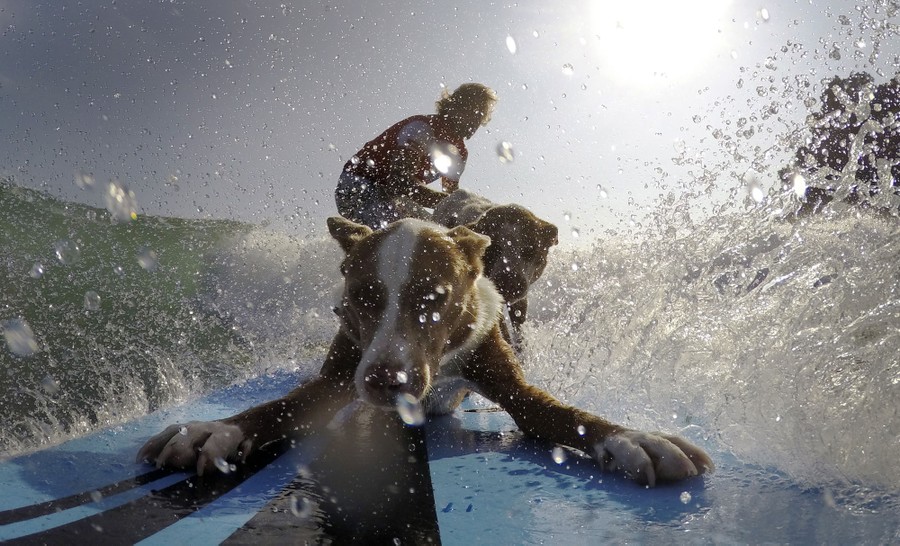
[135, 420, 251, 476]
[595, 430, 714, 487]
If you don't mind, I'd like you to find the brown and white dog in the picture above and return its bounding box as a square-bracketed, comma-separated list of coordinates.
[137, 217, 713, 487]
[433, 189, 558, 338]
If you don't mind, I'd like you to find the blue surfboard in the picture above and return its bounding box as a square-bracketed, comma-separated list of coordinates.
[2, 369, 898, 544]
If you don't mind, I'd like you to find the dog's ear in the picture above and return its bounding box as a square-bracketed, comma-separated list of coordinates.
[327, 216, 373, 254]
[447, 225, 491, 267]
[542, 222, 559, 247]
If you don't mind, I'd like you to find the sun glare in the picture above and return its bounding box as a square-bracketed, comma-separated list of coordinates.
[590, 0, 731, 86]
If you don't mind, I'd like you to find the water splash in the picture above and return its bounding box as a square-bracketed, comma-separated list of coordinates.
[526, 208, 900, 506]
[104, 180, 138, 223]
[137, 247, 159, 271]
[74, 170, 96, 190]
[2, 318, 40, 357]
[84, 291, 102, 311]
[290, 494, 314, 519]
[551, 446, 567, 464]
[396, 393, 425, 426]
[505, 35, 517, 54]
[54, 239, 82, 265]
[496, 141, 514, 163]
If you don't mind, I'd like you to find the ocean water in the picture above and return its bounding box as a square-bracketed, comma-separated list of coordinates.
[0, 179, 339, 456]
[1, 177, 899, 517]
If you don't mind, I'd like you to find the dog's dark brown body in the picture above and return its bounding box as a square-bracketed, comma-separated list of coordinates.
[433, 189, 558, 337]
[138, 217, 712, 487]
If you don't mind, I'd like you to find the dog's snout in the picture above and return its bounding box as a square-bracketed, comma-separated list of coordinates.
[365, 365, 407, 391]
[491, 266, 528, 302]
[361, 364, 424, 407]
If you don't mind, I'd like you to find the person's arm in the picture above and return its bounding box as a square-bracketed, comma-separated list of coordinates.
[408, 184, 448, 209]
[388, 172, 447, 208]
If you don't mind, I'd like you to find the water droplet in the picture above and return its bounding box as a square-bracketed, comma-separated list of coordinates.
[680, 491, 692, 504]
[396, 393, 425, 426]
[551, 446, 567, 464]
[792, 174, 807, 199]
[137, 247, 159, 271]
[431, 312, 441, 322]
[749, 180, 765, 203]
[759, 8, 769, 21]
[213, 456, 232, 474]
[505, 35, 517, 54]
[75, 171, 96, 189]
[496, 141, 514, 163]
[577, 425, 586, 436]
[419, 314, 427, 324]
[571, 263, 579, 272]
[105, 179, 138, 223]
[2, 318, 40, 356]
[561, 63, 574, 76]
[598, 186, 608, 199]
[90, 490, 103, 503]
[290, 494, 313, 519]
[29, 263, 44, 279]
[54, 239, 82, 265]
[571, 228, 580, 239]
[113, 265, 125, 277]
[41, 375, 60, 395]
[179, 426, 188, 435]
[84, 290, 102, 311]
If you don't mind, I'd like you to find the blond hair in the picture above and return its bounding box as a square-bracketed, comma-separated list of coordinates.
[436, 83, 498, 126]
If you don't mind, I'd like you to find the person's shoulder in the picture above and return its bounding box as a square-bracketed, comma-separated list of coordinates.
[390, 113, 432, 127]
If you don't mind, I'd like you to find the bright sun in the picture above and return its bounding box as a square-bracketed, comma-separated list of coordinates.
[590, 0, 732, 86]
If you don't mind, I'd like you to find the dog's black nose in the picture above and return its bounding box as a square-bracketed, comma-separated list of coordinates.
[362, 364, 421, 406]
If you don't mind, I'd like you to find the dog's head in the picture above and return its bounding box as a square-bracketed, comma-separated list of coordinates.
[327, 216, 499, 408]
[469, 205, 558, 303]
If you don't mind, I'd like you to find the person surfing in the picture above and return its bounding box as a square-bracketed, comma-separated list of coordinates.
[335, 83, 497, 229]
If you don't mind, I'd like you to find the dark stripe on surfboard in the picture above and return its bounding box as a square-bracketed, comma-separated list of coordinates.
[223, 409, 441, 545]
[4, 411, 441, 544]
[2, 445, 289, 544]
[0, 468, 171, 526]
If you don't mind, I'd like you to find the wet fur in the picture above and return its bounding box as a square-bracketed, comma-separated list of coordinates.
[138, 217, 713, 487]
[433, 189, 558, 338]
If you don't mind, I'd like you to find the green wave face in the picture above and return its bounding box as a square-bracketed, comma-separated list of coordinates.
[1, 179, 256, 455]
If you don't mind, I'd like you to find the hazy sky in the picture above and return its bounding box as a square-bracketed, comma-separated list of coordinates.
[2, 1, 898, 239]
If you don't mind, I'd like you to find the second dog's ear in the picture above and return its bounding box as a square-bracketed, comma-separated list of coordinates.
[542, 222, 559, 247]
[447, 225, 491, 268]
[327, 216, 372, 254]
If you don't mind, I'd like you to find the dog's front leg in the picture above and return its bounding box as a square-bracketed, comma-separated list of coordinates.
[137, 331, 360, 475]
[464, 328, 713, 486]
[507, 298, 528, 332]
